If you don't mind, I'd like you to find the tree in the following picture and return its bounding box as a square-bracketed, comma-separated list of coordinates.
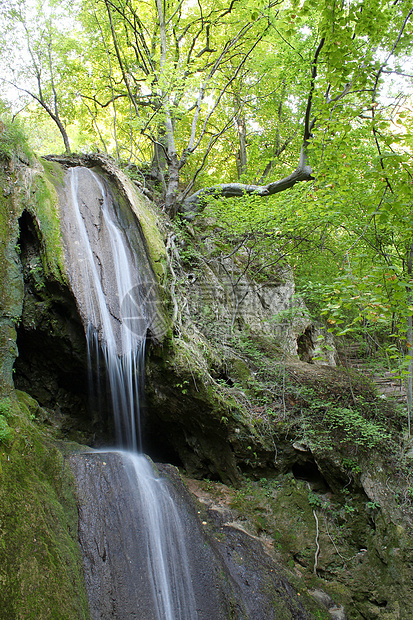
[0, 0, 83, 154]
[2, 0, 412, 215]
[189, 0, 413, 432]
[181, 0, 413, 214]
[77, 0, 283, 216]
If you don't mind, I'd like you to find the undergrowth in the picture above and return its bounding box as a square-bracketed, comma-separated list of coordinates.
[172, 216, 403, 465]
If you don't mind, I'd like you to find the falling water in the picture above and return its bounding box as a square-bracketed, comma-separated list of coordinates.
[63, 167, 198, 619]
[66, 166, 148, 450]
[123, 452, 197, 620]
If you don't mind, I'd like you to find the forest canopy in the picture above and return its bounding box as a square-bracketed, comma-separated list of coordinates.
[1, 0, 413, 420]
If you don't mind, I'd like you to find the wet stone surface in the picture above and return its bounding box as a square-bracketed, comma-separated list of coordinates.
[70, 451, 321, 619]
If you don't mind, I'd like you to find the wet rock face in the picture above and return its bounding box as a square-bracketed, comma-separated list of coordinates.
[13, 210, 110, 442]
[69, 451, 321, 620]
[143, 351, 241, 484]
[70, 451, 234, 620]
[58, 166, 165, 347]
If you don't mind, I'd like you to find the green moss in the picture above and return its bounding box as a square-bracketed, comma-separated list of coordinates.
[40, 159, 65, 189]
[0, 397, 14, 419]
[0, 415, 13, 443]
[0, 391, 89, 619]
[129, 190, 167, 284]
[0, 162, 24, 395]
[28, 174, 67, 284]
[0, 156, 68, 289]
[196, 467, 413, 619]
[0, 169, 23, 306]
[16, 390, 42, 420]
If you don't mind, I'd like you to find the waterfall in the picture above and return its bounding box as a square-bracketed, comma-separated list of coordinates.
[123, 452, 197, 620]
[62, 167, 198, 619]
[65, 166, 149, 450]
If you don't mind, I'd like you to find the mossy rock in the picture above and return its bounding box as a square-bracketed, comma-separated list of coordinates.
[192, 468, 413, 619]
[0, 391, 89, 619]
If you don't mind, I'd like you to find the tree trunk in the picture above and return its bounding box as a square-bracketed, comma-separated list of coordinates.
[46, 109, 71, 154]
[151, 126, 168, 182]
[234, 112, 247, 179]
[155, 0, 180, 218]
[165, 154, 180, 218]
[58, 122, 71, 154]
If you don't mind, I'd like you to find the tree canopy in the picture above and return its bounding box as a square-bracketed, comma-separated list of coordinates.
[2, 0, 410, 205]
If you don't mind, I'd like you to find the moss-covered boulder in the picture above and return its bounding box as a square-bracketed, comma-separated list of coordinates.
[0, 391, 89, 619]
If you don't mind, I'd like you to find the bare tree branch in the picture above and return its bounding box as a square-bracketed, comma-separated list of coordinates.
[181, 37, 327, 217]
[181, 145, 313, 218]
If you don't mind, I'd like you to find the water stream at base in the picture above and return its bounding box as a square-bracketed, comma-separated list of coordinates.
[65, 167, 198, 619]
[122, 452, 197, 620]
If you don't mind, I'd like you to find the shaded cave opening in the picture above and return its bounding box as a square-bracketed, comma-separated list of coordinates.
[292, 458, 331, 493]
[13, 210, 110, 443]
[297, 327, 314, 364]
[141, 419, 184, 468]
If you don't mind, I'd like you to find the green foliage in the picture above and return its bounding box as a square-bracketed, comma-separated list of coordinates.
[298, 385, 394, 451]
[0, 105, 33, 163]
[175, 380, 189, 395]
[341, 458, 362, 475]
[366, 500, 381, 511]
[322, 406, 391, 449]
[308, 489, 326, 509]
[0, 0, 407, 184]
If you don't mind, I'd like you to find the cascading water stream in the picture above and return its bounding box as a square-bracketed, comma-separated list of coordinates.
[63, 167, 198, 619]
[123, 453, 197, 620]
[67, 167, 146, 451]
